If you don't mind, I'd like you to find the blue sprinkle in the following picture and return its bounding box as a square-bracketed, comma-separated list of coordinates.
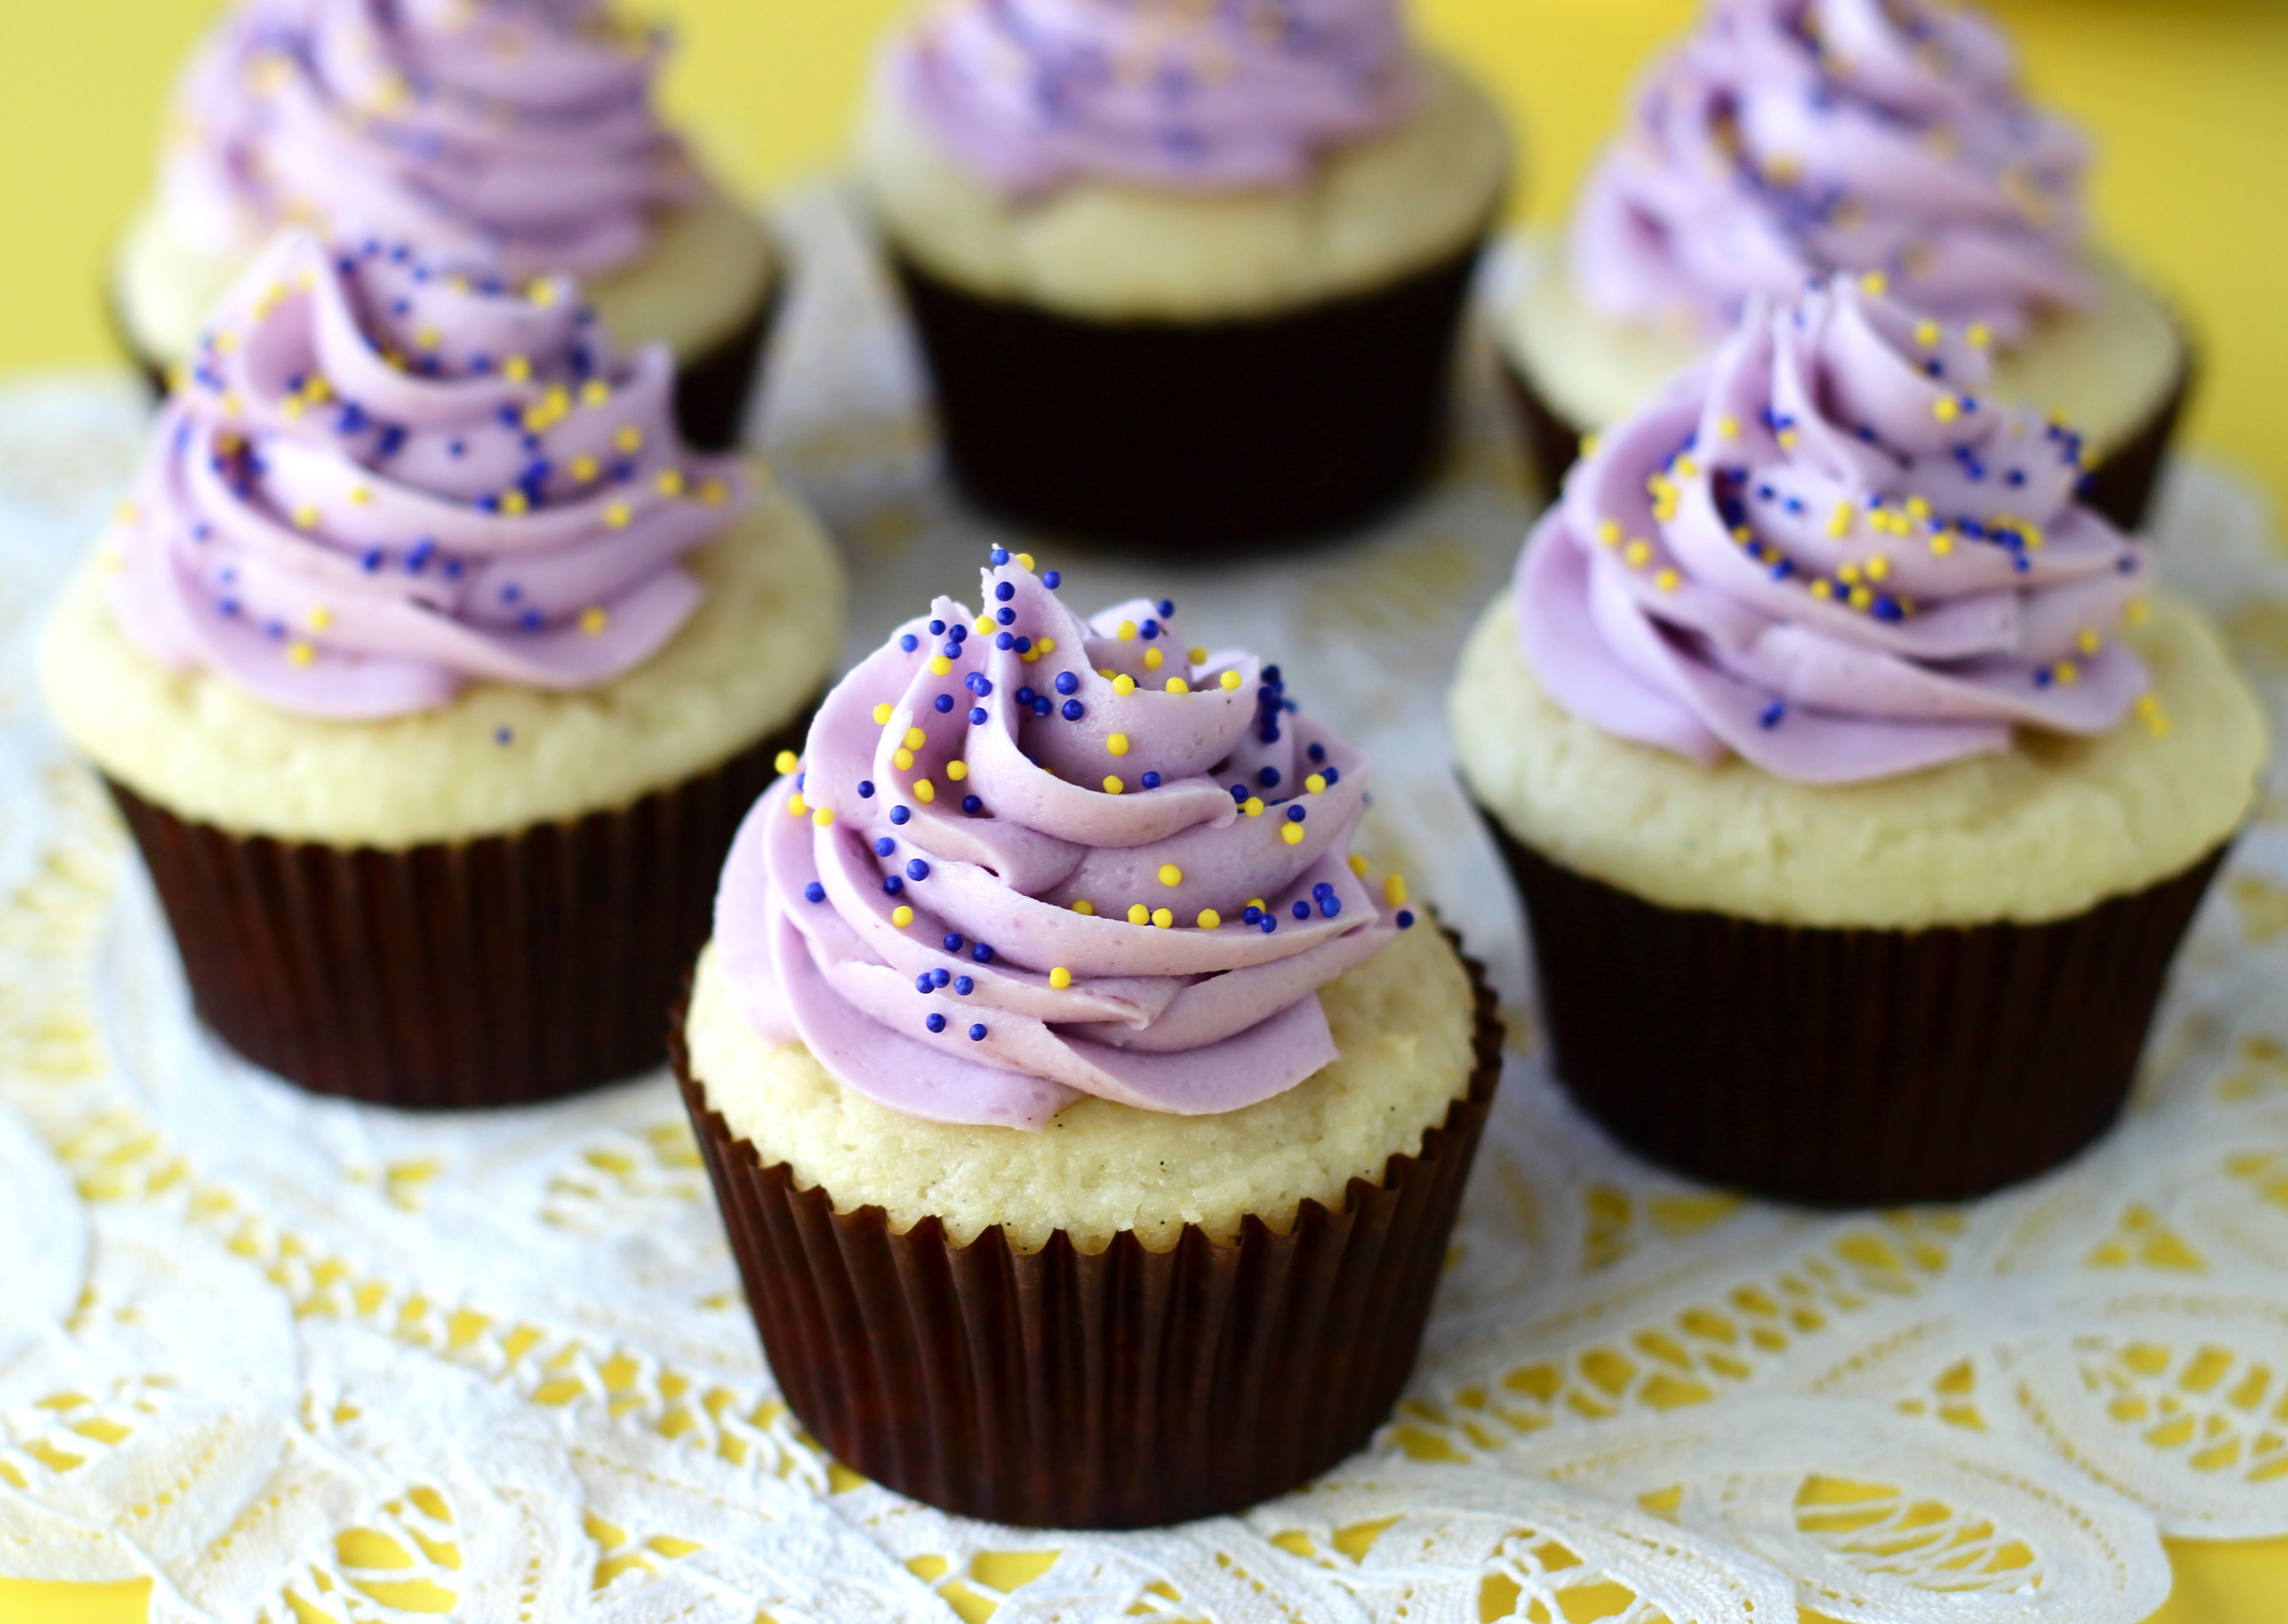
[972, 943, 994, 964]
[995, 633, 1015, 650]
[966, 673, 994, 696]
[875, 837, 898, 857]
[1871, 595, 1904, 623]
[2035, 666, 2054, 688]
[941, 641, 961, 660]
[989, 546, 1009, 566]
[953, 976, 974, 995]
[1017, 686, 1038, 706]
[1014, 637, 1032, 653]
[1230, 784, 1249, 804]
[994, 581, 1015, 602]
[1263, 664, 1282, 684]
[968, 1024, 987, 1042]
[1242, 905, 1262, 923]
[996, 607, 1016, 625]
[1319, 896, 1342, 918]
[1141, 771, 1161, 789]
[1323, 766, 1340, 786]
[1032, 697, 1052, 717]
[926, 1013, 947, 1034]
[1139, 619, 1158, 640]
[1157, 599, 1174, 617]
[1259, 915, 1277, 934]
[962, 794, 983, 813]
[1396, 910, 1416, 929]
[1292, 901, 1311, 920]
[796, 773, 805, 791]
[928, 619, 946, 635]
[932, 968, 950, 988]
[1043, 571, 1061, 589]
[1061, 699, 1084, 721]
[900, 633, 918, 652]
[494, 726, 513, 745]
[906, 858, 930, 881]
[519, 609, 543, 632]
[1312, 882, 1335, 898]
[950, 623, 968, 643]
[891, 806, 912, 825]
[2117, 554, 2138, 574]
[1759, 699, 1785, 729]
[1286, 806, 1307, 823]
[943, 932, 964, 952]
[970, 707, 988, 725]
[1054, 671, 1079, 695]
[1258, 766, 1281, 788]
[360, 548, 385, 573]
[858, 780, 876, 799]
[2006, 469, 2026, 487]
[1307, 743, 1326, 763]
[883, 875, 904, 894]
[916, 973, 936, 994]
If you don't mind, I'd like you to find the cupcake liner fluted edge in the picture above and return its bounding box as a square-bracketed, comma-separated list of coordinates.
[1479, 804, 2229, 1206]
[674, 928, 1504, 1530]
[108, 696, 818, 1110]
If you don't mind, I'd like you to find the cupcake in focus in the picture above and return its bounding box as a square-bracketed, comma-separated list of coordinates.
[856, 0, 1512, 550]
[45, 231, 845, 1107]
[115, 0, 779, 449]
[678, 550, 1499, 1527]
[1500, 0, 2187, 530]
[1453, 275, 2262, 1204]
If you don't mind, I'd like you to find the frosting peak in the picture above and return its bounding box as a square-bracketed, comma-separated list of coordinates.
[891, 0, 1423, 196]
[163, 0, 700, 274]
[105, 231, 749, 717]
[717, 551, 1417, 1129]
[1572, 0, 2091, 342]
[1516, 275, 2152, 784]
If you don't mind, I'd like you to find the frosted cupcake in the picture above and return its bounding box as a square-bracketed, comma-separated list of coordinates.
[678, 551, 1499, 1526]
[45, 232, 845, 1107]
[857, 0, 1512, 549]
[1501, 0, 2186, 530]
[1453, 276, 2262, 1204]
[114, 0, 777, 450]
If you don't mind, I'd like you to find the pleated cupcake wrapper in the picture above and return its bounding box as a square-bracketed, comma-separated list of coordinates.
[1497, 340, 2192, 536]
[111, 266, 781, 455]
[108, 701, 815, 1110]
[675, 930, 1504, 1530]
[891, 229, 1492, 553]
[1480, 808, 2229, 1206]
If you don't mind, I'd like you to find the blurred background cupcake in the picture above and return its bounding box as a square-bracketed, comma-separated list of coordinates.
[1499, 0, 2189, 531]
[857, 0, 1512, 551]
[1453, 275, 2262, 1205]
[112, 0, 780, 449]
[679, 551, 1499, 1527]
[45, 230, 845, 1107]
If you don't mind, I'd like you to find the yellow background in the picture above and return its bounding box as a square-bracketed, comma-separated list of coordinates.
[1, 1, 2284, 1619]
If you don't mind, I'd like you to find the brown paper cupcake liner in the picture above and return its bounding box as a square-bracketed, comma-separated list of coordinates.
[108, 699, 816, 1110]
[110, 271, 782, 454]
[1479, 807, 2230, 1206]
[674, 929, 1504, 1529]
[1499, 337, 2193, 535]
[891, 232, 1492, 553]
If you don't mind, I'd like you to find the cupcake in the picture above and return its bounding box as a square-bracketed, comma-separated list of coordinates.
[44, 231, 845, 1107]
[1500, 0, 2187, 531]
[856, 0, 1512, 550]
[1452, 276, 2263, 1205]
[677, 551, 1500, 1527]
[113, 0, 778, 450]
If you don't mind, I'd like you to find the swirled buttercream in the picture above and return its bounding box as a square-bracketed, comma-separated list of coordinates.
[889, 0, 1423, 196]
[1516, 274, 2151, 784]
[161, 0, 700, 274]
[1572, 0, 2089, 342]
[716, 551, 1418, 1129]
[105, 230, 750, 717]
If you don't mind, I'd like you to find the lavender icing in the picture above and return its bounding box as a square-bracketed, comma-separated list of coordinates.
[162, 0, 700, 275]
[1572, 0, 2091, 343]
[716, 552, 1417, 1129]
[105, 230, 750, 718]
[1516, 275, 2149, 784]
[889, 0, 1423, 196]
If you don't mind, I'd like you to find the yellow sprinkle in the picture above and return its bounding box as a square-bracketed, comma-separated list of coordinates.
[1152, 908, 1173, 930]
[1097, 667, 1116, 680]
[1113, 674, 1136, 697]
[1777, 429, 1801, 450]
[579, 379, 611, 407]
[1849, 585, 1873, 610]
[2136, 693, 2168, 736]
[1281, 824, 1305, 846]
[1839, 563, 1863, 585]
[1072, 900, 1096, 916]
[1104, 776, 1125, 794]
[1384, 874, 1409, 906]
[1966, 322, 1992, 349]
[1037, 637, 1055, 654]
[929, 656, 953, 676]
[286, 640, 315, 666]
[605, 502, 631, 530]
[1305, 773, 1327, 794]
[1674, 456, 1699, 479]
[655, 469, 685, 498]
[903, 726, 928, 750]
[415, 326, 440, 351]
[528, 280, 559, 308]
[1242, 798, 1264, 818]
[1128, 903, 1150, 925]
[2054, 660, 2079, 686]
[1811, 579, 1834, 600]
[1579, 433, 1600, 458]
[1189, 645, 1208, 665]
[1623, 540, 1651, 568]
[1717, 414, 1740, 440]
[1905, 496, 1932, 521]
[1931, 533, 1954, 556]
[1861, 271, 1889, 295]
[1220, 670, 1242, 691]
[1103, 734, 1131, 758]
[1866, 555, 1891, 582]
[1022, 649, 1040, 663]
[348, 485, 372, 507]
[774, 750, 799, 774]
[813, 806, 836, 827]
[2078, 628, 2102, 655]
[1117, 620, 1137, 641]
[1016, 553, 1034, 570]
[615, 426, 643, 453]
[1654, 569, 1680, 593]
[1348, 854, 1370, 877]
[913, 779, 935, 803]
[1827, 503, 1853, 539]
[113, 498, 141, 524]
[786, 793, 808, 818]
[580, 606, 608, 635]
[307, 606, 334, 632]
[2125, 597, 2150, 626]
[1197, 909, 1222, 930]
[947, 761, 968, 781]
[571, 455, 599, 482]
[1166, 678, 1190, 695]
[280, 396, 305, 421]
[498, 489, 529, 516]
[973, 616, 995, 636]
[1933, 397, 1961, 424]
[700, 480, 728, 506]
[1914, 320, 1940, 348]
[293, 505, 319, 529]
[874, 703, 895, 725]
[1144, 647, 1164, 670]
[1247, 898, 1267, 913]
[503, 355, 532, 383]
[1158, 864, 1183, 887]
[892, 905, 914, 928]
[1050, 966, 1073, 990]
[893, 749, 914, 770]
[1597, 519, 1621, 548]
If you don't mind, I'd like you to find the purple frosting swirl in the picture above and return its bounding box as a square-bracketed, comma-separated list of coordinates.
[890, 0, 1422, 196]
[1572, 0, 2090, 342]
[163, 0, 700, 274]
[1515, 275, 2150, 784]
[106, 231, 750, 718]
[715, 554, 1415, 1129]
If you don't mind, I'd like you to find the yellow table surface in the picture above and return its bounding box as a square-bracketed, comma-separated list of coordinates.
[1, 3, 2284, 1619]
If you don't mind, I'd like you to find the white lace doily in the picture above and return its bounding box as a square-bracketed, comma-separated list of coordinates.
[3, 189, 2286, 1624]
